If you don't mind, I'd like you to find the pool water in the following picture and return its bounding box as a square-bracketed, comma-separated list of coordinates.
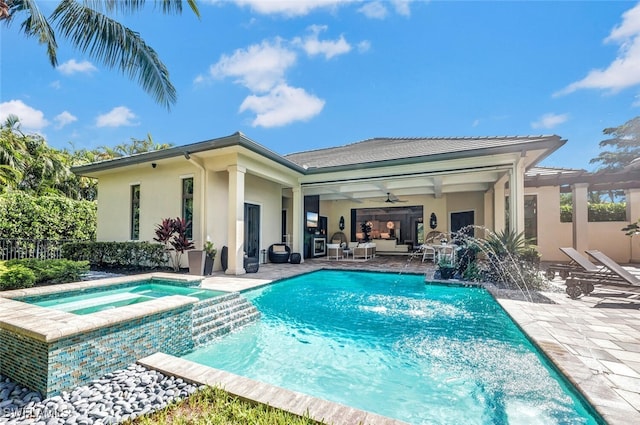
[183, 270, 601, 425]
[30, 282, 224, 315]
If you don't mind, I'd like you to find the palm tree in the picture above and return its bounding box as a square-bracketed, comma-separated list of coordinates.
[0, 0, 200, 109]
[0, 114, 27, 190]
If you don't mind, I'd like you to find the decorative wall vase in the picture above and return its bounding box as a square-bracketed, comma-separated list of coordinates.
[429, 213, 438, 230]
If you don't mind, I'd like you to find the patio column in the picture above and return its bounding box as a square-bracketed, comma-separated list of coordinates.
[292, 186, 304, 262]
[572, 182, 589, 255]
[493, 175, 508, 234]
[226, 165, 246, 275]
[484, 188, 494, 232]
[508, 158, 525, 235]
[627, 188, 640, 263]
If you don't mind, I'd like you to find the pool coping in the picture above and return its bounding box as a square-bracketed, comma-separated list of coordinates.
[0, 273, 205, 342]
[138, 352, 409, 425]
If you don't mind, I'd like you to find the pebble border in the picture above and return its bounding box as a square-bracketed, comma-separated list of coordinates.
[0, 364, 200, 424]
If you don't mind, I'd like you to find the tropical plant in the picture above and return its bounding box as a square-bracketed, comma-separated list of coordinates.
[360, 221, 372, 242]
[622, 219, 640, 237]
[153, 217, 194, 271]
[0, 0, 200, 109]
[485, 228, 527, 257]
[203, 240, 217, 259]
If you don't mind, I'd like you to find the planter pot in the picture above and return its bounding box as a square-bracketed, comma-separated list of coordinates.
[188, 250, 206, 275]
[204, 255, 214, 275]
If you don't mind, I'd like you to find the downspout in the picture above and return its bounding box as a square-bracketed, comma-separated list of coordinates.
[185, 152, 207, 247]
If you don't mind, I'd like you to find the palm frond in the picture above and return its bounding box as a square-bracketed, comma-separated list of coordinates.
[9, 0, 58, 66]
[52, 0, 177, 109]
[82, 0, 199, 17]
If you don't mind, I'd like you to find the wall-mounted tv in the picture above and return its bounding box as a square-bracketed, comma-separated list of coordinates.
[306, 211, 319, 228]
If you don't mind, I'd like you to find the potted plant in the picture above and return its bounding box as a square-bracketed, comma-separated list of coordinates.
[361, 221, 372, 242]
[437, 256, 456, 280]
[203, 239, 217, 275]
[153, 217, 195, 272]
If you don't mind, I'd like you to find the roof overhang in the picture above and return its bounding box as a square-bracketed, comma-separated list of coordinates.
[71, 132, 307, 177]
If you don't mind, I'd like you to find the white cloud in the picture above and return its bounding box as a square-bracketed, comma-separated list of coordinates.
[357, 40, 372, 53]
[393, 0, 411, 17]
[96, 106, 138, 127]
[210, 39, 296, 92]
[556, 3, 640, 96]
[472, 119, 480, 127]
[57, 59, 98, 75]
[633, 93, 640, 107]
[0, 100, 49, 130]
[221, 0, 344, 17]
[240, 84, 325, 127]
[358, 1, 387, 19]
[296, 25, 352, 59]
[531, 113, 569, 129]
[54, 111, 77, 129]
[193, 74, 206, 85]
[50, 80, 61, 90]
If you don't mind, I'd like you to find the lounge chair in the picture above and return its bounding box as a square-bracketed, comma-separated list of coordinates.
[563, 249, 640, 299]
[545, 247, 602, 280]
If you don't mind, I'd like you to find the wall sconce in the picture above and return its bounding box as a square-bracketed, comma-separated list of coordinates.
[339, 216, 345, 231]
[151, 163, 157, 168]
[183, 152, 190, 160]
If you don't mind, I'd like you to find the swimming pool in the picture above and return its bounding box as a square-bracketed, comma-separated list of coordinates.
[183, 270, 601, 425]
[20, 280, 225, 315]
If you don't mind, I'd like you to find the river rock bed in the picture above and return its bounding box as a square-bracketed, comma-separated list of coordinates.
[0, 364, 201, 424]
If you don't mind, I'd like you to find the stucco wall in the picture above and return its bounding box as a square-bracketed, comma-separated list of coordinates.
[95, 158, 285, 271]
[526, 186, 637, 263]
[96, 163, 198, 243]
[445, 192, 485, 236]
[245, 173, 284, 252]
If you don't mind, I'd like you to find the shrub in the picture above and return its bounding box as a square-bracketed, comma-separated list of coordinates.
[61, 241, 167, 270]
[5, 259, 89, 285]
[561, 202, 627, 223]
[0, 192, 96, 240]
[0, 265, 36, 290]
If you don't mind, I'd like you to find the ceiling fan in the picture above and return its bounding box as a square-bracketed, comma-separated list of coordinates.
[384, 192, 407, 203]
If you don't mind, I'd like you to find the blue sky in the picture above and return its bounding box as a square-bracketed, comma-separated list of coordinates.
[2, 0, 640, 170]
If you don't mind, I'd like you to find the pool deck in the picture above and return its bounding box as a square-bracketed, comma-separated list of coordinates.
[191, 256, 640, 425]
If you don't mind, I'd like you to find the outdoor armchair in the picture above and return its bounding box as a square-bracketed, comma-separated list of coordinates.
[268, 244, 291, 263]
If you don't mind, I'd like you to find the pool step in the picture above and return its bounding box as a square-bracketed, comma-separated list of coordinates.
[191, 292, 260, 347]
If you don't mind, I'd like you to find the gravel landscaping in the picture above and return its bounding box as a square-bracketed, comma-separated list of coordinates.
[0, 364, 200, 424]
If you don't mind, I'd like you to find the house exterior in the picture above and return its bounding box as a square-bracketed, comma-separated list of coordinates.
[72, 132, 640, 274]
[524, 166, 640, 263]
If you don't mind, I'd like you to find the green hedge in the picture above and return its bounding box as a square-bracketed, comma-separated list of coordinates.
[61, 241, 167, 270]
[0, 259, 89, 290]
[0, 192, 96, 240]
[560, 203, 627, 223]
[0, 265, 36, 290]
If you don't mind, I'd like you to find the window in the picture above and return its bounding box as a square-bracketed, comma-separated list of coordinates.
[182, 177, 194, 239]
[524, 195, 537, 244]
[130, 185, 140, 240]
